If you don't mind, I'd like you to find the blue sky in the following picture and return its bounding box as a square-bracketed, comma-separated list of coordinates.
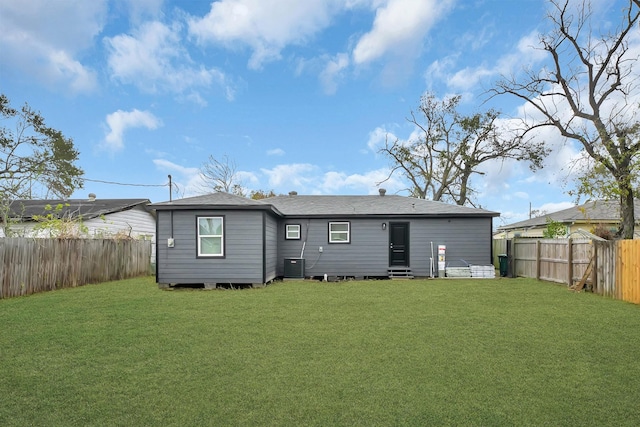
[0, 0, 629, 227]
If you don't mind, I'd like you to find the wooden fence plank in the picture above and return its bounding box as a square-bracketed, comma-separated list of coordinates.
[0, 238, 152, 299]
[618, 240, 640, 305]
[507, 237, 639, 305]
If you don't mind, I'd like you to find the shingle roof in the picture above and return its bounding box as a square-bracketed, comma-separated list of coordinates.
[265, 195, 498, 217]
[6, 198, 151, 221]
[498, 199, 640, 230]
[151, 192, 269, 208]
[150, 192, 499, 217]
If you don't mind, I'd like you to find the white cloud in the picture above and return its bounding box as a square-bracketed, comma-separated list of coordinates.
[0, 0, 104, 93]
[153, 158, 203, 197]
[319, 53, 350, 95]
[366, 126, 396, 152]
[153, 158, 199, 175]
[188, 0, 340, 70]
[534, 201, 576, 217]
[352, 0, 454, 65]
[103, 109, 162, 151]
[514, 191, 529, 199]
[433, 30, 545, 92]
[267, 148, 285, 156]
[319, 168, 403, 194]
[119, 0, 164, 23]
[152, 158, 258, 197]
[260, 163, 320, 189]
[257, 162, 406, 195]
[105, 21, 234, 101]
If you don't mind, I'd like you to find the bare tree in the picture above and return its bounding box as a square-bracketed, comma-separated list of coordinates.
[492, 0, 640, 238]
[199, 154, 245, 196]
[379, 93, 547, 206]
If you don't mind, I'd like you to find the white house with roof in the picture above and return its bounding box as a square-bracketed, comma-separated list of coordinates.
[1, 194, 156, 259]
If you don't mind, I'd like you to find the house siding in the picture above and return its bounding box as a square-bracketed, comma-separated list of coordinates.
[84, 207, 156, 262]
[264, 213, 278, 283]
[278, 217, 493, 277]
[84, 206, 155, 239]
[156, 209, 265, 284]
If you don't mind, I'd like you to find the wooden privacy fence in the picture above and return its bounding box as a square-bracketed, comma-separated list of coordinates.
[593, 240, 640, 304]
[497, 238, 640, 305]
[512, 238, 593, 286]
[0, 238, 152, 299]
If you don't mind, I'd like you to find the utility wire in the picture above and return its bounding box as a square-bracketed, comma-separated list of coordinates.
[82, 178, 169, 188]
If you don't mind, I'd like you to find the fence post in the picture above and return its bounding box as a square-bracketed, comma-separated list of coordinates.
[567, 238, 573, 286]
[592, 240, 598, 292]
[535, 240, 540, 280]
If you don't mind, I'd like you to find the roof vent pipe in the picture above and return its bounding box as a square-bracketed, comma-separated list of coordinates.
[289, 191, 298, 196]
[379, 188, 386, 196]
[88, 193, 96, 201]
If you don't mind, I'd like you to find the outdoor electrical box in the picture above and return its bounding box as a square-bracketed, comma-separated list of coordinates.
[438, 245, 446, 278]
[284, 258, 305, 279]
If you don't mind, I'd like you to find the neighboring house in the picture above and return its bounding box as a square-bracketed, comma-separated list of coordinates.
[1, 194, 156, 259]
[495, 199, 640, 239]
[150, 190, 499, 287]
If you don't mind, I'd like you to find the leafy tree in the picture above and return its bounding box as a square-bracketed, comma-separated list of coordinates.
[199, 154, 245, 196]
[0, 94, 83, 200]
[571, 155, 640, 202]
[32, 203, 88, 239]
[379, 93, 547, 206]
[542, 217, 567, 238]
[249, 189, 277, 200]
[492, 0, 640, 239]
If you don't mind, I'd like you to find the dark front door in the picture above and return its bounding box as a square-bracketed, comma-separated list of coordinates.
[389, 222, 410, 267]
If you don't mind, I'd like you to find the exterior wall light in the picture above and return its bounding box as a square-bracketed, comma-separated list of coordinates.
[382, 222, 387, 230]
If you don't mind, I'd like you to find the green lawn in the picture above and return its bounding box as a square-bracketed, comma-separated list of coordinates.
[1, 276, 639, 426]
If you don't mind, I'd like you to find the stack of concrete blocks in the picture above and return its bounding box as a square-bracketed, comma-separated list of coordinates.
[445, 267, 472, 278]
[470, 265, 496, 278]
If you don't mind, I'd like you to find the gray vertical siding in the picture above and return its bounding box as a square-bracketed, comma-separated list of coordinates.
[156, 209, 265, 284]
[409, 217, 493, 276]
[264, 213, 278, 282]
[278, 217, 493, 277]
[156, 207, 494, 283]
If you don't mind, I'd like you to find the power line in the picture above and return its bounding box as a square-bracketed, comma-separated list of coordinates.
[82, 178, 169, 188]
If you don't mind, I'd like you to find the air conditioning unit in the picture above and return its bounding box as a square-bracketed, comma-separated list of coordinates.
[284, 258, 305, 279]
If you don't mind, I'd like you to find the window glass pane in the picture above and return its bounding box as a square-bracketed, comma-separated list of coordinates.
[331, 233, 348, 241]
[200, 237, 222, 255]
[199, 217, 222, 235]
[286, 225, 300, 239]
[329, 222, 349, 243]
[331, 223, 348, 232]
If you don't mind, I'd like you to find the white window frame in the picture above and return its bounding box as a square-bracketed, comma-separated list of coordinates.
[286, 224, 301, 240]
[197, 216, 224, 257]
[329, 221, 350, 243]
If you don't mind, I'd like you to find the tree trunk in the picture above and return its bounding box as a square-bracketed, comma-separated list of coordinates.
[619, 184, 636, 239]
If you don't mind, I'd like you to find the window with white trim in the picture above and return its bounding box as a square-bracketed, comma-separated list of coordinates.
[197, 216, 224, 257]
[329, 221, 350, 243]
[286, 224, 301, 240]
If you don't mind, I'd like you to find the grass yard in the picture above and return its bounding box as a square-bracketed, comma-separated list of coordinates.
[1, 276, 640, 426]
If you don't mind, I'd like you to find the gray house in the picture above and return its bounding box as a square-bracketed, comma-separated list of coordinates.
[150, 191, 499, 287]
